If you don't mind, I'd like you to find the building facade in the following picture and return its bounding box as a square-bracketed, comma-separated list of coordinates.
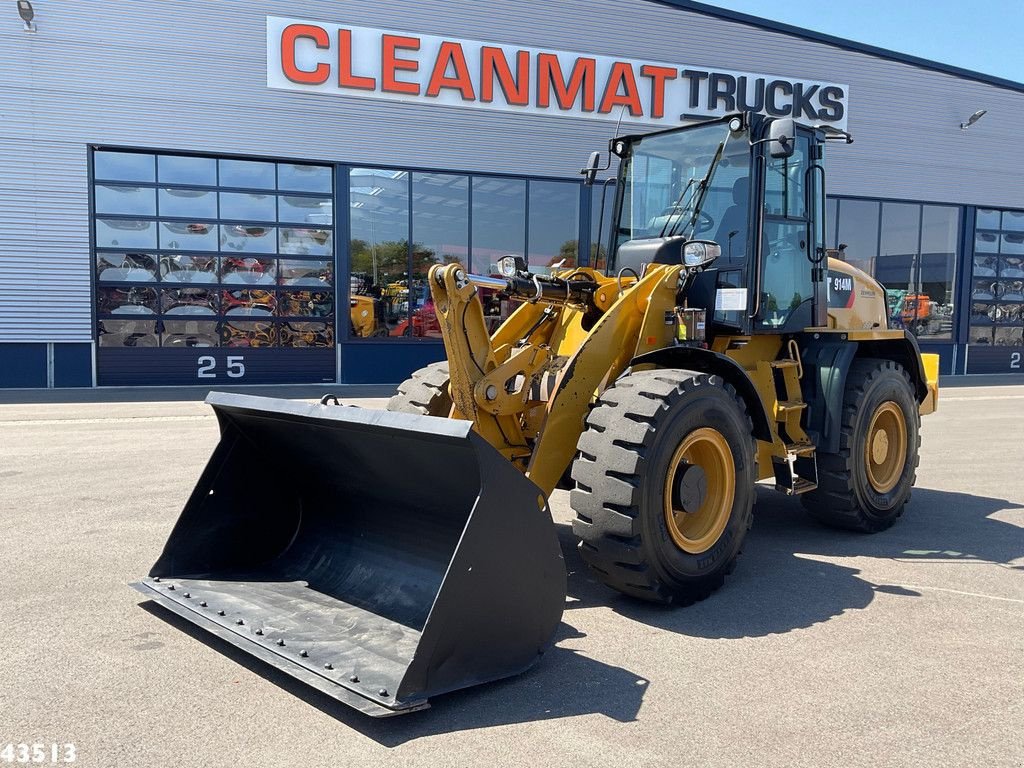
[3, 0, 1023, 388]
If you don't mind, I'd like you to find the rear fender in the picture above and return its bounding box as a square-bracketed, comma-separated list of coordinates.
[630, 347, 774, 442]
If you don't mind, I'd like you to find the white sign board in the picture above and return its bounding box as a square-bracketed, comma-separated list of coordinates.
[266, 17, 849, 129]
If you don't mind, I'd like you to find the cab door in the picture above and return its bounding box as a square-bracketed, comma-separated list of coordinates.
[754, 127, 824, 333]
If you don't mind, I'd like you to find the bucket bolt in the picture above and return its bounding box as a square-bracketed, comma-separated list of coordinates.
[378, 689, 389, 697]
[183, 592, 190, 599]
[277, 639, 286, 647]
[199, 601, 207, 607]
[236, 619, 244, 625]
[299, 650, 308, 658]
[324, 663, 333, 670]
[217, 610, 225, 616]
[167, 585, 175, 591]
[349, 674, 359, 683]
[255, 629, 263, 636]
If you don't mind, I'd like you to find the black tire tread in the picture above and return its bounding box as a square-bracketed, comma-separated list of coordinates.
[386, 361, 452, 416]
[802, 358, 921, 532]
[571, 369, 755, 605]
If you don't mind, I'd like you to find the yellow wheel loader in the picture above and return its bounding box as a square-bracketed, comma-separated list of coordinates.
[135, 113, 939, 716]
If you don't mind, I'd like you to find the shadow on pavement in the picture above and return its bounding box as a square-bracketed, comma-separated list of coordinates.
[564, 485, 1023, 638]
[137, 484, 1019, 743]
[0, 383, 394, 405]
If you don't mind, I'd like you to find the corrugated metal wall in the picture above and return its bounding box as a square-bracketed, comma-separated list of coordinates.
[2, 0, 1022, 343]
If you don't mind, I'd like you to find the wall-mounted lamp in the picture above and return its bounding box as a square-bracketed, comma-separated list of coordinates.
[960, 109, 987, 130]
[16, 0, 35, 32]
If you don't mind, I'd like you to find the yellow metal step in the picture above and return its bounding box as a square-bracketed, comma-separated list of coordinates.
[776, 400, 808, 414]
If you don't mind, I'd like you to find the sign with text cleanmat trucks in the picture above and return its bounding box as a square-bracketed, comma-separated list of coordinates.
[267, 16, 850, 129]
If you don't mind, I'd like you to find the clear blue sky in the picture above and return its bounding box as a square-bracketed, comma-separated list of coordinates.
[702, 0, 1024, 83]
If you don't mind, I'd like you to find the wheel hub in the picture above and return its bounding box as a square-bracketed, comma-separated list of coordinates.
[663, 428, 736, 554]
[864, 401, 907, 494]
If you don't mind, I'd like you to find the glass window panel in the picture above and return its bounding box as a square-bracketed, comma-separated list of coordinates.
[221, 288, 277, 317]
[158, 155, 217, 186]
[976, 208, 1001, 230]
[97, 286, 158, 315]
[969, 325, 994, 345]
[96, 218, 157, 249]
[1003, 210, 1024, 232]
[280, 195, 334, 225]
[973, 255, 999, 278]
[159, 254, 218, 283]
[825, 197, 838, 250]
[835, 199, 879, 276]
[158, 188, 217, 219]
[279, 259, 332, 287]
[994, 326, 1023, 346]
[160, 221, 218, 251]
[472, 176, 525, 274]
[160, 287, 219, 315]
[220, 192, 276, 222]
[94, 151, 154, 182]
[98, 319, 158, 347]
[764, 136, 809, 219]
[975, 230, 999, 253]
[96, 253, 157, 282]
[1002, 233, 1024, 255]
[278, 163, 332, 193]
[219, 159, 275, 190]
[280, 226, 333, 256]
[409, 173, 468, 339]
[1003, 279, 1024, 301]
[222, 320, 277, 348]
[280, 321, 334, 347]
[221, 224, 277, 254]
[161, 319, 220, 347]
[95, 185, 156, 216]
[529, 180, 580, 273]
[1001, 256, 1024, 278]
[221, 256, 277, 285]
[972, 278, 998, 300]
[279, 290, 334, 318]
[350, 168, 410, 337]
[591, 182, 615, 271]
[914, 205, 958, 339]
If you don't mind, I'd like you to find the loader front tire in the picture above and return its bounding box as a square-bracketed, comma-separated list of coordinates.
[387, 361, 452, 416]
[802, 358, 919, 532]
[571, 370, 756, 605]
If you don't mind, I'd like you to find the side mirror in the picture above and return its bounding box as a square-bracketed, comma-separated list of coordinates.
[580, 151, 602, 186]
[769, 118, 796, 158]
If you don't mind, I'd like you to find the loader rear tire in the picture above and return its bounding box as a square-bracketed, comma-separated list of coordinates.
[571, 370, 756, 605]
[387, 361, 452, 416]
[802, 358, 919, 532]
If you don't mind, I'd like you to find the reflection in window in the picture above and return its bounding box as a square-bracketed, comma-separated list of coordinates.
[161, 287, 218, 315]
[279, 259, 332, 287]
[158, 155, 217, 186]
[97, 253, 158, 282]
[222, 320, 276, 347]
[528, 180, 579, 272]
[96, 219, 157, 249]
[95, 185, 156, 216]
[350, 168, 410, 338]
[162, 319, 219, 347]
[280, 290, 334, 317]
[221, 257, 276, 285]
[97, 286, 158, 315]
[219, 159, 275, 189]
[472, 177, 525, 273]
[220, 192, 276, 222]
[221, 289, 277, 316]
[221, 224, 277, 254]
[160, 221, 218, 251]
[98, 319, 158, 347]
[278, 163, 332, 193]
[280, 195, 333, 224]
[280, 322, 334, 347]
[280, 227, 333, 256]
[834, 199, 879, 276]
[159, 188, 217, 219]
[94, 152, 154, 182]
[159, 254, 218, 283]
[591, 181, 615, 271]
[970, 207, 1024, 347]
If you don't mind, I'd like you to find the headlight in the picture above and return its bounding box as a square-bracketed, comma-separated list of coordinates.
[683, 241, 722, 267]
[497, 255, 521, 278]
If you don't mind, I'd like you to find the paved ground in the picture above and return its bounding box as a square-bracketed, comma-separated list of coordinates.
[1, 385, 1022, 767]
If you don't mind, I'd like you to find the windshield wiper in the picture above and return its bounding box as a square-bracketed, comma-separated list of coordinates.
[666, 135, 730, 239]
[657, 176, 697, 238]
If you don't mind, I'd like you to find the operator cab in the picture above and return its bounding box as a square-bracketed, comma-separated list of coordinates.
[590, 113, 831, 337]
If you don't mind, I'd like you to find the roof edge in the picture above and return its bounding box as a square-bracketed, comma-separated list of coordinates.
[647, 0, 1024, 95]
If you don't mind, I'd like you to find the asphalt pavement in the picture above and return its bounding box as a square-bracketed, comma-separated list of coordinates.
[1, 384, 1021, 767]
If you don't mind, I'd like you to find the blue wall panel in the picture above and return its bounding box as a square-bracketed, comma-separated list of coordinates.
[97, 348, 335, 387]
[54, 343, 93, 388]
[0, 343, 47, 388]
[340, 342, 445, 385]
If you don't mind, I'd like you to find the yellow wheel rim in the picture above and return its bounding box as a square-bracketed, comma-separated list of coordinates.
[663, 427, 735, 554]
[864, 401, 907, 493]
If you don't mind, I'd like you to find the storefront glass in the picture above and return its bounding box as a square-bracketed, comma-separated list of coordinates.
[970, 208, 1024, 347]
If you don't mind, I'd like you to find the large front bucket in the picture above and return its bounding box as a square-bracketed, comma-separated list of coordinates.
[133, 393, 566, 716]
